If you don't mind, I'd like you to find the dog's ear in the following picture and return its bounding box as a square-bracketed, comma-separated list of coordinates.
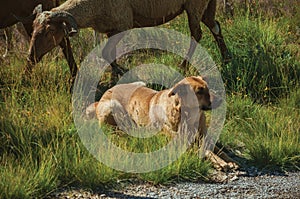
[195, 75, 209, 85]
[168, 83, 190, 97]
[201, 75, 209, 83]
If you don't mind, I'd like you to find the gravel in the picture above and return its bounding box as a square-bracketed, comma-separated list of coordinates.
[49, 171, 300, 199]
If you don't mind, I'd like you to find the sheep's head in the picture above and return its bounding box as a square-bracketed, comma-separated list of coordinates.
[27, 6, 78, 66]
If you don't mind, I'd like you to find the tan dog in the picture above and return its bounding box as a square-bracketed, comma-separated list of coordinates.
[86, 76, 238, 171]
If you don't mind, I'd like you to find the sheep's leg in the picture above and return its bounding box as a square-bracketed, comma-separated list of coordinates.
[181, 12, 202, 70]
[59, 37, 78, 84]
[202, 0, 232, 64]
[3, 28, 12, 58]
[23, 23, 36, 74]
[103, 31, 128, 78]
[93, 31, 99, 48]
[203, 20, 232, 64]
[22, 22, 33, 38]
[93, 31, 106, 47]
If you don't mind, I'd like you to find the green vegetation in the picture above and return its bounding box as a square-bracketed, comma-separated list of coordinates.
[0, 1, 299, 198]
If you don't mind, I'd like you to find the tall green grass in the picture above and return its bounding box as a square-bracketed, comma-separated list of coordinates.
[221, 93, 299, 170]
[217, 4, 300, 169]
[220, 14, 299, 103]
[0, 1, 300, 198]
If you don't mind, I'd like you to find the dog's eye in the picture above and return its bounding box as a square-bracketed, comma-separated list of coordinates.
[197, 87, 204, 94]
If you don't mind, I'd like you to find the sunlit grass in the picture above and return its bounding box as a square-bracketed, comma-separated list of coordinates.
[221, 93, 300, 170]
[0, 2, 300, 198]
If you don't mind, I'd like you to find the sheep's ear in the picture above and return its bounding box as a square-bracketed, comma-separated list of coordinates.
[33, 4, 43, 15]
[168, 83, 189, 97]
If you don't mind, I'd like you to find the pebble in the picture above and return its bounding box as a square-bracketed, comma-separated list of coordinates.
[48, 171, 300, 199]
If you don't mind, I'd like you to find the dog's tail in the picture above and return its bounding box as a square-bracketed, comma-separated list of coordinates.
[85, 102, 99, 120]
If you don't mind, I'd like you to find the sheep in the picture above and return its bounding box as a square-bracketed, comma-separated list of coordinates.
[0, 28, 12, 58]
[0, 24, 29, 58]
[0, 0, 61, 58]
[28, 0, 232, 80]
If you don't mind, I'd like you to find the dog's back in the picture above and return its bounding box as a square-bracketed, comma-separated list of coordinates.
[126, 86, 158, 125]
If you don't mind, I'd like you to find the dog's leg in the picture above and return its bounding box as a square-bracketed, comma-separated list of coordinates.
[214, 145, 240, 170]
[205, 150, 231, 171]
[96, 100, 116, 125]
[198, 113, 239, 171]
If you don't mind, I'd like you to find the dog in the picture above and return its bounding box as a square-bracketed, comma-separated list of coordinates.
[86, 76, 238, 171]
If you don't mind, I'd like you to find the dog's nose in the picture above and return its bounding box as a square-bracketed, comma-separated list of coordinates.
[201, 102, 212, 111]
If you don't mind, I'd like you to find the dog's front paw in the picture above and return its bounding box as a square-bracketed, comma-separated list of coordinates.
[205, 150, 239, 172]
[226, 161, 239, 171]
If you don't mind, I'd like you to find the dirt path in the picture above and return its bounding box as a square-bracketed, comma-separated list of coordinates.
[49, 171, 300, 199]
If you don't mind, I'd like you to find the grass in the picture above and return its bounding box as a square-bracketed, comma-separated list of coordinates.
[1, 1, 300, 198]
[220, 15, 299, 103]
[221, 93, 299, 170]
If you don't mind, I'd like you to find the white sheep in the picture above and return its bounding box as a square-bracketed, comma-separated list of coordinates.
[28, 0, 231, 80]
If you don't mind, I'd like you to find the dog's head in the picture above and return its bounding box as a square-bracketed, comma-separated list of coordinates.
[168, 76, 222, 110]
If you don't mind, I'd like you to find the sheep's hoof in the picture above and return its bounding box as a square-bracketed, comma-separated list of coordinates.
[180, 59, 189, 68]
[222, 52, 232, 65]
[111, 62, 128, 77]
